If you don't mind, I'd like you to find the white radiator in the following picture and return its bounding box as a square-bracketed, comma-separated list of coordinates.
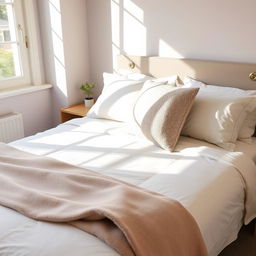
[0, 113, 24, 143]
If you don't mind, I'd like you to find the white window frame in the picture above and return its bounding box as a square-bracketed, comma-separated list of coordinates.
[0, 0, 44, 89]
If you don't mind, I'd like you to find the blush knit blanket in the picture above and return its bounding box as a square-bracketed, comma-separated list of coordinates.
[0, 143, 208, 256]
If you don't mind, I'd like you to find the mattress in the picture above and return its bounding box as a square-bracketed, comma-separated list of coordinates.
[1, 117, 255, 256]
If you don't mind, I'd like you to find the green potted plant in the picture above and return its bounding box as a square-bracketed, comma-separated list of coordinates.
[80, 82, 95, 107]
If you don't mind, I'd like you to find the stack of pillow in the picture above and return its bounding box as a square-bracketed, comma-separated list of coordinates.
[87, 72, 256, 152]
[180, 77, 256, 150]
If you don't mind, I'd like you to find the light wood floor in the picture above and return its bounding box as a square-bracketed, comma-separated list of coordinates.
[219, 223, 256, 256]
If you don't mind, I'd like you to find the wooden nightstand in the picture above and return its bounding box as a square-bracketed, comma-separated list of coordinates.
[60, 103, 91, 123]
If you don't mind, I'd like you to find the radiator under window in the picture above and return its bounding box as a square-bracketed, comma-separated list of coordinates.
[0, 113, 24, 143]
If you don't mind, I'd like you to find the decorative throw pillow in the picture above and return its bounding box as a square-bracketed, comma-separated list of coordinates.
[87, 73, 153, 122]
[183, 77, 256, 142]
[133, 81, 199, 151]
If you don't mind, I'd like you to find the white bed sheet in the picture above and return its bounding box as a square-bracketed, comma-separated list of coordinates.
[1, 117, 255, 256]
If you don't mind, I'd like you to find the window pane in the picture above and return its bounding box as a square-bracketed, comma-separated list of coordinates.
[0, 1, 22, 81]
[0, 3, 16, 43]
[3, 30, 10, 41]
[0, 5, 8, 41]
[0, 43, 21, 79]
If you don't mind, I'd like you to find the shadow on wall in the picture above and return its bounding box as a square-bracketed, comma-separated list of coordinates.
[38, 0, 69, 125]
[86, 0, 256, 96]
[86, 0, 114, 98]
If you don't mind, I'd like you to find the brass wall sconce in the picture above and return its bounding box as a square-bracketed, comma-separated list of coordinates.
[249, 72, 256, 81]
[129, 61, 135, 69]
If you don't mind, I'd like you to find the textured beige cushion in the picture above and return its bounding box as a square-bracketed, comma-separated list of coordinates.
[87, 73, 153, 122]
[133, 81, 199, 151]
[183, 77, 256, 142]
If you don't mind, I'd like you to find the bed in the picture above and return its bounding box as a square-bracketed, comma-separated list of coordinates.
[1, 55, 256, 256]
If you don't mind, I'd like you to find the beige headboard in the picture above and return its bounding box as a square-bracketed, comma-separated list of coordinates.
[117, 55, 256, 90]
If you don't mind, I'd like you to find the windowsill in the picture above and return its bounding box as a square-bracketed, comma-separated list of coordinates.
[0, 84, 52, 99]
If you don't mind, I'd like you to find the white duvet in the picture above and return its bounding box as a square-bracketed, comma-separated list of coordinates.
[1, 117, 256, 256]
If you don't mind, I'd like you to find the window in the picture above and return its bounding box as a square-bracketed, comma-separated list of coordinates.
[0, 0, 31, 89]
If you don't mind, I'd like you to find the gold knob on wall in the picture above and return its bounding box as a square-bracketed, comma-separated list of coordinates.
[249, 72, 256, 81]
[129, 61, 135, 69]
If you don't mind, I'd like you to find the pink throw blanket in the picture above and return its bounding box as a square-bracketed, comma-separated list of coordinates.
[0, 143, 208, 256]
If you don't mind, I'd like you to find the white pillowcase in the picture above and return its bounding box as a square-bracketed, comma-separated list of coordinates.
[183, 77, 256, 142]
[87, 73, 153, 122]
[179, 77, 256, 150]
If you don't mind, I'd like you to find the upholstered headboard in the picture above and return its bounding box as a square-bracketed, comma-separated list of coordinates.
[117, 55, 256, 136]
[117, 55, 256, 90]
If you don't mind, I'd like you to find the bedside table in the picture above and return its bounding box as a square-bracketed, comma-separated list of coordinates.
[60, 103, 91, 123]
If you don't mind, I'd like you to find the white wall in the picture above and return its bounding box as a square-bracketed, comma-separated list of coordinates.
[38, 0, 90, 125]
[86, 0, 256, 96]
[0, 89, 52, 137]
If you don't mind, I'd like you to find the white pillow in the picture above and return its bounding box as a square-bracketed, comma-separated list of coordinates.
[87, 73, 153, 122]
[153, 75, 178, 84]
[117, 70, 153, 81]
[118, 69, 178, 84]
[139, 76, 177, 91]
[183, 77, 256, 142]
[179, 80, 256, 150]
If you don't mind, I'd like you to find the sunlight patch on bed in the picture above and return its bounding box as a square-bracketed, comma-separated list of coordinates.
[29, 131, 98, 147]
